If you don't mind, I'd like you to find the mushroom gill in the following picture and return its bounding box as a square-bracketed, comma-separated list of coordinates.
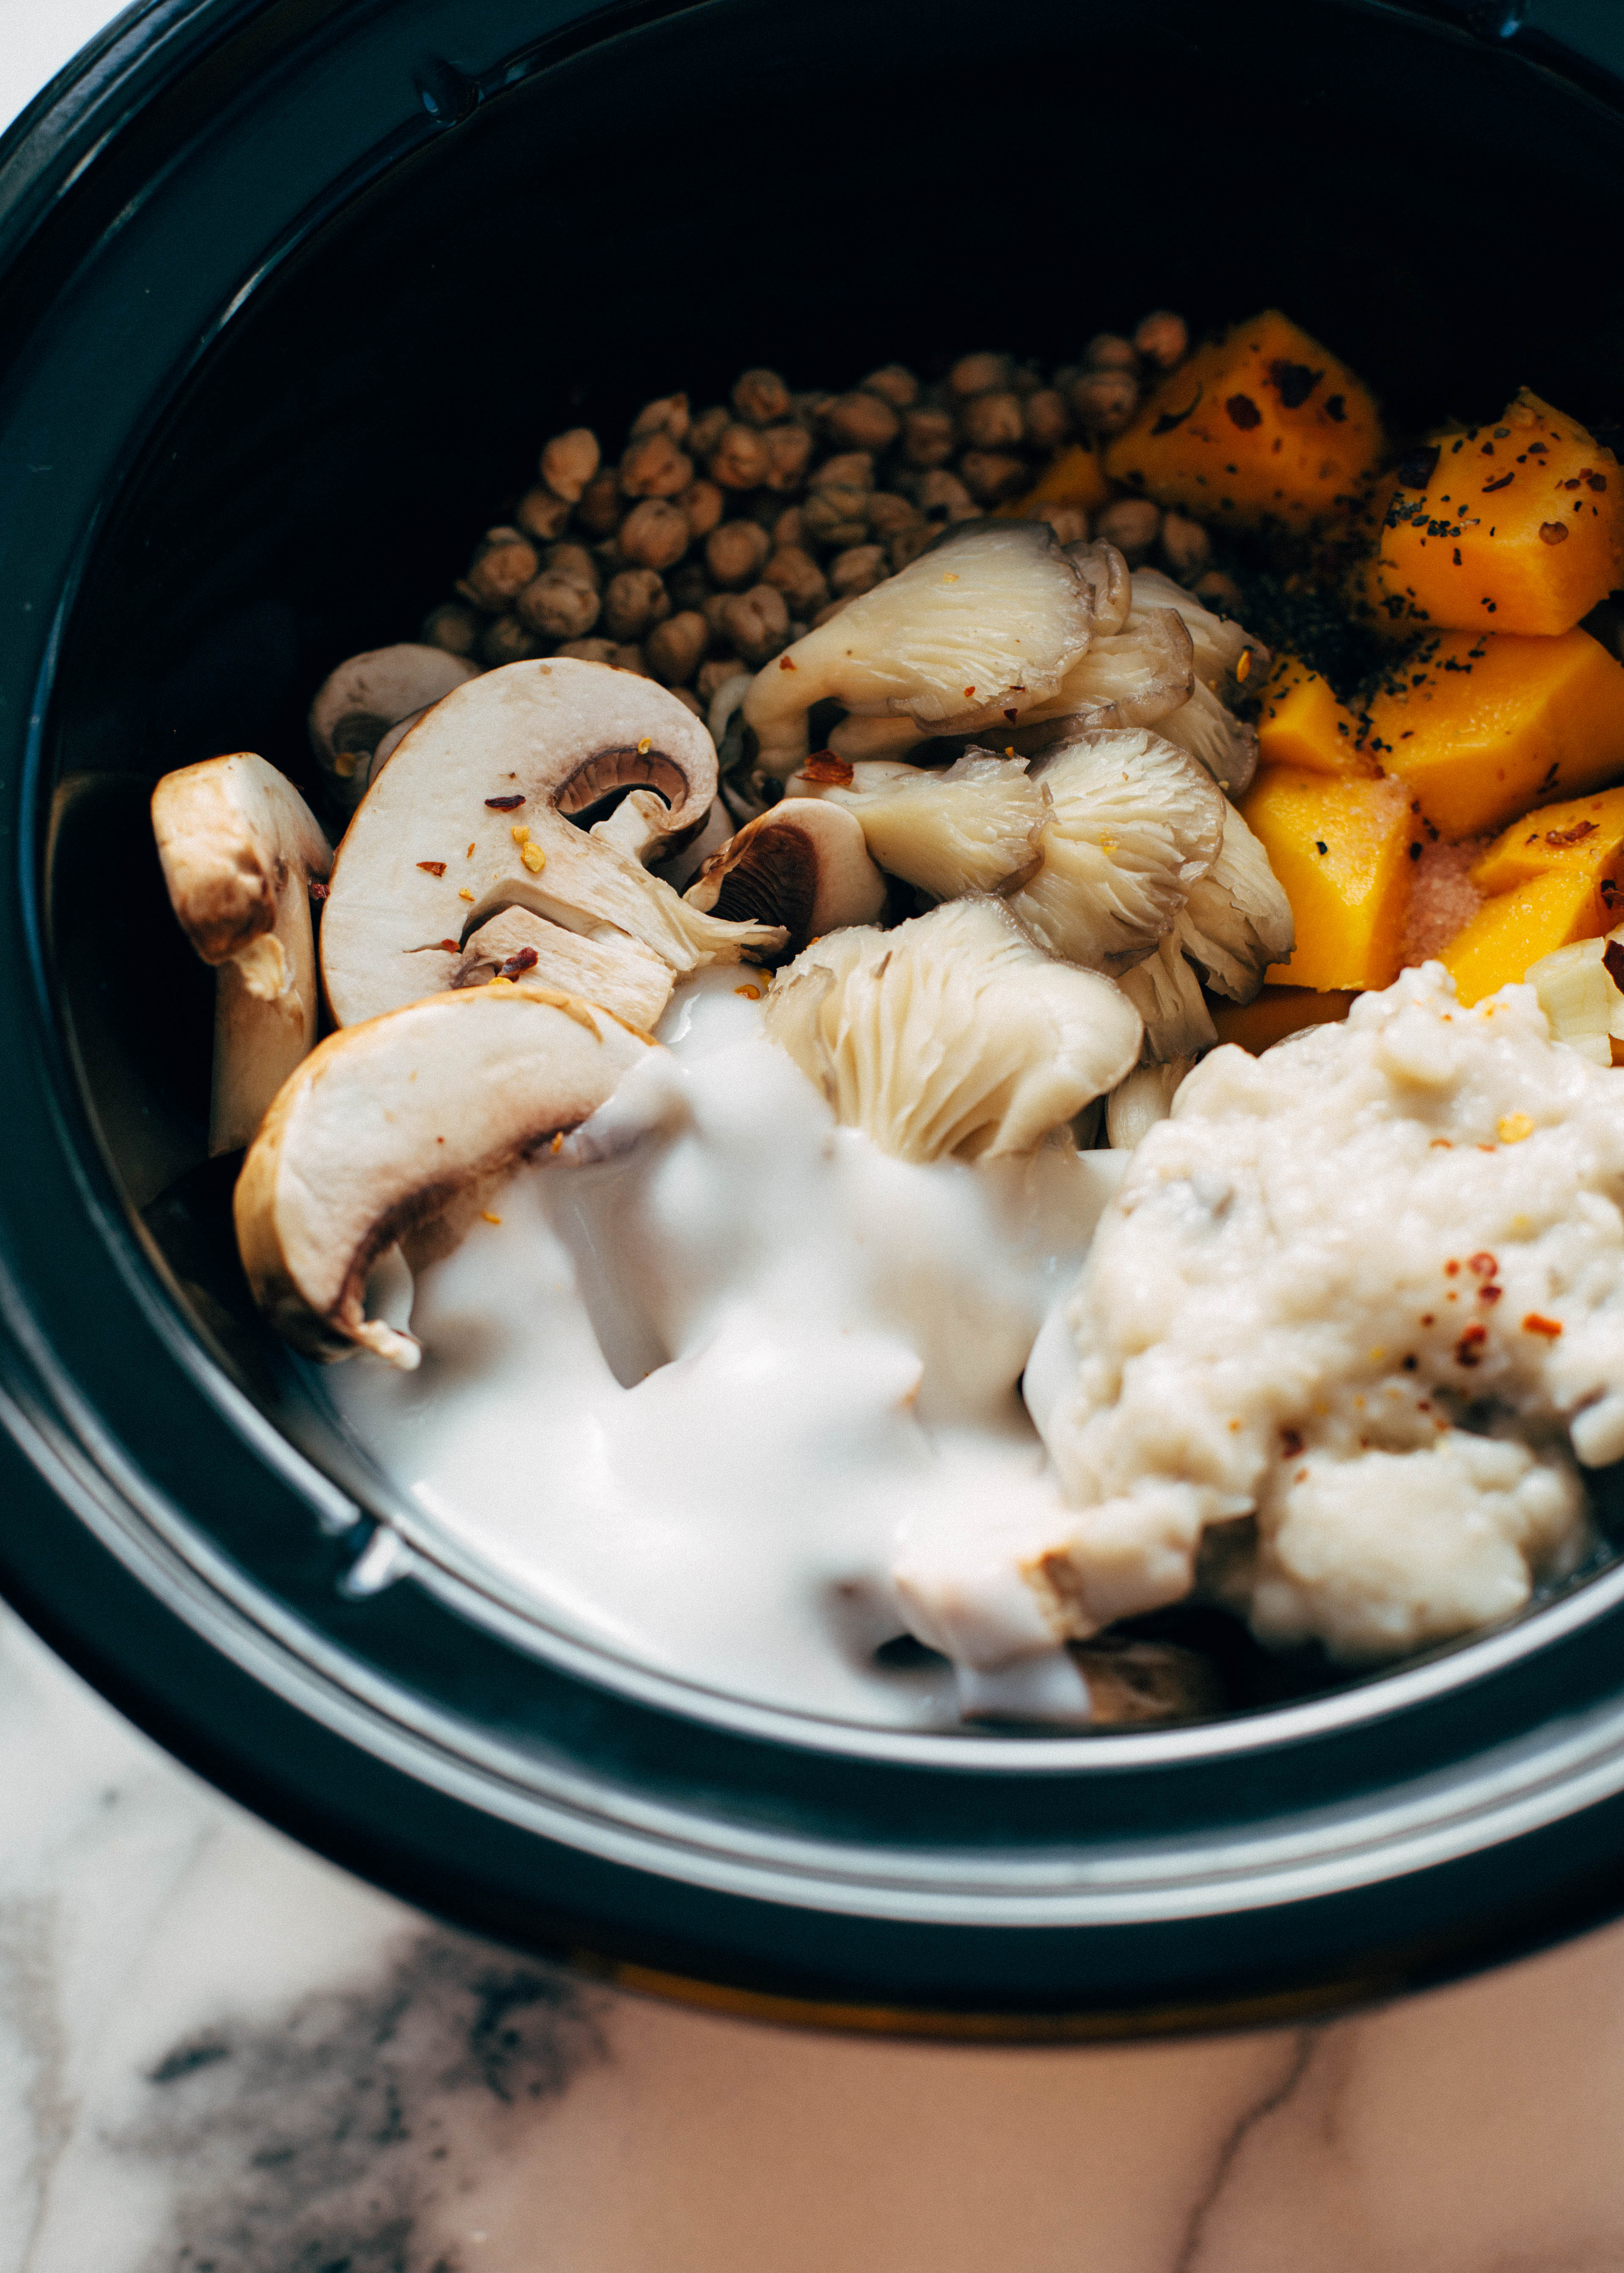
[683, 799, 887, 958]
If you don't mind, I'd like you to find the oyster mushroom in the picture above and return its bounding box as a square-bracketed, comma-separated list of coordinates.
[742, 519, 1095, 778]
[151, 753, 332, 1156]
[308, 645, 480, 811]
[321, 660, 785, 1028]
[1116, 934, 1217, 1063]
[683, 799, 886, 958]
[1155, 675, 1260, 797]
[1020, 601, 1195, 736]
[763, 897, 1142, 1163]
[1173, 799, 1293, 1002]
[451, 905, 675, 1030]
[235, 984, 655, 1366]
[1064, 539, 1132, 637]
[1131, 568, 1269, 693]
[1106, 1056, 1197, 1149]
[1007, 728, 1225, 970]
[818, 750, 1050, 902]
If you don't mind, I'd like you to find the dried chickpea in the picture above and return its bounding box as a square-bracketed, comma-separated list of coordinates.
[706, 519, 772, 590]
[688, 405, 730, 460]
[1133, 310, 1189, 370]
[1070, 367, 1138, 436]
[772, 504, 807, 550]
[541, 541, 600, 590]
[618, 498, 690, 572]
[515, 570, 601, 641]
[812, 450, 875, 492]
[709, 423, 770, 490]
[732, 368, 792, 426]
[763, 544, 829, 617]
[676, 479, 725, 540]
[576, 473, 623, 538]
[601, 568, 671, 641]
[480, 614, 542, 666]
[861, 364, 919, 409]
[645, 609, 709, 686]
[555, 637, 620, 665]
[720, 583, 790, 665]
[629, 392, 691, 443]
[888, 525, 938, 572]
[918, 467, 976, 522]
[620, 429, 693, 499]
[1159, 511, 1212, 580]
[696, 655, 745, 704]
[802, 486, 869, 547]
[824, 390, 900, 452]
[666, 561, 711, 611]
[538, 428, 599, 503]
[1095, 495, 1163, 562]
[761, 422, 813, 492]
[421, 601, 482, 656]
[949, 351, 1012, 398]
[458, 527, 538, 610]
[960, 390, 1024, 452]
[829, 543, 887, 597]
[866, 491, 923, 539]
[901, 406, 956, 468]
[960, 450, 1027, 505]
[1081, 333, 1139, 374]
[1023, 389, 1071, 451]
[514, 485, 573, 544]
[701, 591, 734, 639]
[1192, 569, 1245, 615]
[1027, 503, 1091, 547]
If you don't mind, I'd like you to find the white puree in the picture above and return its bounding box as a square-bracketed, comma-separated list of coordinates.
[329, 968, 1123, 1727]
[910, 964, 1624, 1674]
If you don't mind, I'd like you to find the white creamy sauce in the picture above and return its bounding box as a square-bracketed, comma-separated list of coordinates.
[329, 969, 1122, 1726]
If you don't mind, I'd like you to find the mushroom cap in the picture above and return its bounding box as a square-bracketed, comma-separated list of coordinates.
[1130, 568, 1270, 693]
[743, 520, 1095, 777]
[235, 983, 655, 1366]
[1154, 674, 1260, 797]
[451, 905, 675, 1030]
[763, 896, 1143, 1163]
[683, 798, 887, 958]
[1008, 728, 1225, 970]
[1172, 798, 1294, 1001]
[1021, 602, 1195, 735]
[1063, 539, 1133, 637]
[321, 660, 784, 1027]
[825, 750, 1050, 902]
[308, 644, 480, 805]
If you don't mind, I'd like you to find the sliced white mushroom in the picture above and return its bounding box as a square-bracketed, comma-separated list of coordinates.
[450, 906, 675, 1030]
[743, 520, 1095, 778]
[763, 897, 1142, 1163]
[321, 660, 785, 1028]
[1130, 569, 1269, 693]
[1173, 800, 1293, 1001]
[1116, 934, 1217, 1062]
[1006, 728, 1224, 970]
[1155, 676, 1261, 797]
[820, 750, 1049, 901]
[235, 984, 655, 1366]
[1106, 1056, 1197, 1149]
[683, 798, 887, 957]
[151, 753, 332, 1156]
[308, 645, 480, 811]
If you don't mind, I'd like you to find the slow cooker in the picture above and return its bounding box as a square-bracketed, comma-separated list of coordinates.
[5, 0, 1624, 2038]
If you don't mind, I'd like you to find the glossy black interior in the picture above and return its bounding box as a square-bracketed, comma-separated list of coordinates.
[8, 0, 1624, 2025]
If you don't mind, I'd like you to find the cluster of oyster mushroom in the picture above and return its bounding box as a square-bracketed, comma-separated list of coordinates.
[151, 497, 1290, 1373]
[304, 313, 1226, 814]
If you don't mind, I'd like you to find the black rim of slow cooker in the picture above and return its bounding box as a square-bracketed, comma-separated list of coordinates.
[5, 0, 1624, 2033]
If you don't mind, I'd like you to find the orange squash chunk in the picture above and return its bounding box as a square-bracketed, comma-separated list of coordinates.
[1362, 627, 1624, 841]
[1440, 787, 1624, 1006]
[1240, 767, 1418, 990]
[1256, 656, 1371, 775]
[998, 440, 1111, 521]
[1369, 390, 1624, 635]
[1210, 987, 1359, 1053]
[1102, 310, 1386, 537]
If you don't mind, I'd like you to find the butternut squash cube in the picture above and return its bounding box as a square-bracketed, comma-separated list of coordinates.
[1369, 390, 1624, 635]
[1256, 656, 1371, 775]
[1240, 767, 1418, 990]
[1440, 785, 1624, 1006]
[999, 440, 1111, 521]
[1362, 627, 1624, 841]
[1102, 310, 1386, 537]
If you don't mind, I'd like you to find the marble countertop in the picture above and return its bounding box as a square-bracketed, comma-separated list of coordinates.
[10, 5, 1624, 2266]
[7, 1592, 1624, 2272]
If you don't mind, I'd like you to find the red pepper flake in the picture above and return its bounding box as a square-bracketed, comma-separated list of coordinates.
[417, 860, 447, 876]
[1225, 393, 1262, 430]
[1468, 1252, 1498, 1278]
[963, 686, 977, 699]
[497, 946, 539, 978]
[1545, 820, 1597, 847]
[1280, 1427, 1304, 1459]
[1480, 1284, 1503, 1303]
[1454, 1323, 1488, 1367]
[1522, 1313, 1563, 1338]
[1445, 1259, 1460, 1276]
[778, 654, 797, 671]
[1004, 707, 1019, 724]
[802, 750, 854, 786]
[484, 793, 526, 811]
[308, 879, 331, 900]
[1420, 1313, 1435, 1327]
[403, 939, 461, 954]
